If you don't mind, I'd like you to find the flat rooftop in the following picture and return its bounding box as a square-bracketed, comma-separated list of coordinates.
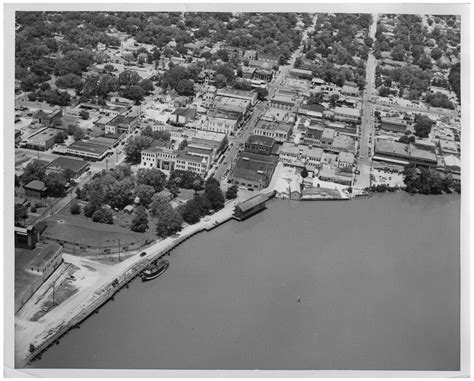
[27, 127, 61, 143]
[47, 157, 90, 172]
[208, 109, 242, 120]
[246, 134, 275, 147]
[67, 141, 110, 155]
[29, 242, 61, 268]
[335, 106, 361, 117]
[255, 120, 292, 133]
[375, 140, 410, 157]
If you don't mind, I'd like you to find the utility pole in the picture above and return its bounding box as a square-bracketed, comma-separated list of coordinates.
[52, 281, 56, 306]
[118, 239, 121, 262]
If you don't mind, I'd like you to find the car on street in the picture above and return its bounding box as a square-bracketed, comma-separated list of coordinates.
[140, 252, 147, 257]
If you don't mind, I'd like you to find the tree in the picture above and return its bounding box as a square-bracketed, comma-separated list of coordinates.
[135, 184, 155, 208]
[166, 179, 179, 198]
[54, 130, 68, 144]
[73, 127, 85, 141]
[431, 47, 443, 60]
[130, 206, 149, 232]
[301, 167, 308, 179]
[169, 170, 203, 189]
[149, 193, 170, 217]
[418, 55, 433, 70]
[125, 135, 153, 163]
[398, 134, 416, 144]
[307, 93, 323, 104]
[329, 93, 340, 107]
[193, 194, 212, 216]
[21, 159, 46, 185]
[103, 64, 115, 73]
[15, 204, 28, 226]
[153, 130, 171, 141]
[193, 179, 202, 195]
[70, 200, 81, 215]
[136, 168, 167, 192]
[256, 87, 268, 101]
[122, 85, 145, 104]
[140, 79, 154, 94]
[414, 114, 434, 138]
[118, 70, 141, 86]
[155, 203, 183, 238]
[204, 179, 225, 210]
[178, 139, 188, 150]
[218, 135, 228, 153]
[91, 208, 114, 224]
[108, 178, 135, 209]
[214, 74, 228, 88]
[225, 184, 238, 200]
[79, 110, 89, 120]
[44, 172, 67, 197]
[84, 201, 100, 218]
[178, 198, 202, 224]
[176, 79, 195, 96]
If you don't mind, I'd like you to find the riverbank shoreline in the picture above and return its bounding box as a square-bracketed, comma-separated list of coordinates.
[15, 198, 241, 368]
[13, 188, 377, 367]
[15, 186, 455, 367]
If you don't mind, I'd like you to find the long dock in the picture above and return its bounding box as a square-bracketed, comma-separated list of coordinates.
[22, 205, 239, 366]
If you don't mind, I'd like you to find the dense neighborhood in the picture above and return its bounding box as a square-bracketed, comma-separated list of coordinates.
[13, 11, 461, 367]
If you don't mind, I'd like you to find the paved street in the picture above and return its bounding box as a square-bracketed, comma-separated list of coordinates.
[214, 101, 268, 182]
[354, 13, 378, 190]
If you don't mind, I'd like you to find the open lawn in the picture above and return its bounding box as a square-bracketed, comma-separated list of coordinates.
[42, 212, 155, 248]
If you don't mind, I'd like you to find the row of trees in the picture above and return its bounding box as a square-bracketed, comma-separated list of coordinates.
[403, 164, 460, 194]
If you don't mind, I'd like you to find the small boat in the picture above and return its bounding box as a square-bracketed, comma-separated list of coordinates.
[141, 260, 169, 282]
[297, 296, 301, 303]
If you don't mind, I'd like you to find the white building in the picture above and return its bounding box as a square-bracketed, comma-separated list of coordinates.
[334, 106, 361, 123]
[206, 109, 242, 134]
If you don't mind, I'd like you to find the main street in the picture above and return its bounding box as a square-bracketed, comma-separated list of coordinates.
[214, 14, 318, 185]
[214, 100, 269, 182]
[354, 13, 378, 190]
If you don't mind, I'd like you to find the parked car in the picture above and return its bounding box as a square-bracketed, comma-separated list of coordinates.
[140, 252, 147, 257]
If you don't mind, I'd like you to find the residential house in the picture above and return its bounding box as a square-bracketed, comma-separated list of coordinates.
[32, 108, 62, 127]
[24, 180, 47, 199]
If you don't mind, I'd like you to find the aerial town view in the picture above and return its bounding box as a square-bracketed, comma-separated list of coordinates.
[10, 8, 463, 374]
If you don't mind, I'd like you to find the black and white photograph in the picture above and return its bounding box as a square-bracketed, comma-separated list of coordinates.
[3, 2, 469, 377]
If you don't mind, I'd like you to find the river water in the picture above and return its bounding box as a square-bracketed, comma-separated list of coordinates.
[31, 193, 460, 370]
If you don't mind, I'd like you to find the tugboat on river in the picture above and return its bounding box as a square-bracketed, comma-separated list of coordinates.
[141, 260, 169, 281]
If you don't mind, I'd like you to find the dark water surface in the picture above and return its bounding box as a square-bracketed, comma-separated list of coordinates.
[31, 193, 460, 370]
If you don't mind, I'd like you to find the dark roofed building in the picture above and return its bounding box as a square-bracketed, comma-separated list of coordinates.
[245, 135, 276, 156]
[32, 108, 62, 127]
[24, 180, 47, 199]
[229, 152, 278, 191]
[381, 117, 408, 133]
[46, 157, 90, 179]
[171, 107, 197, 124]
[233, 192, 275, 220]
[105, 115, 139, 135]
